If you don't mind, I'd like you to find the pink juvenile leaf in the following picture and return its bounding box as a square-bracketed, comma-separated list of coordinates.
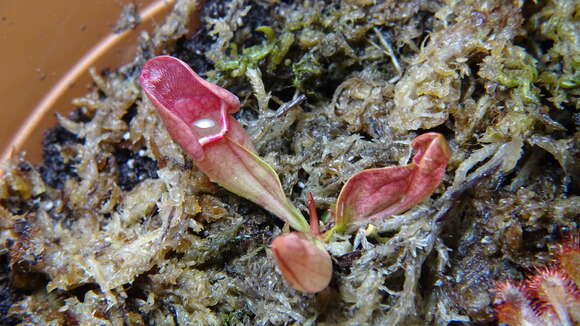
[271, 232, 332, 293]
[196, 136, 309, 232]
[335, 132, 451, 232]
[140, 56, 309, 232]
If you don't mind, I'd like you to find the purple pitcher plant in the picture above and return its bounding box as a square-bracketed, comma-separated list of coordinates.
[140, 56, 330, 293]
[140, 56, 451, 294]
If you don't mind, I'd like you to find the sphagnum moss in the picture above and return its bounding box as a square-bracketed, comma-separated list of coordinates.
[1, 0, 578, 325]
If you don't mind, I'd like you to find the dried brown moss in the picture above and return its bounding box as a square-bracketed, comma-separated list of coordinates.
[1, 0, 578, 325]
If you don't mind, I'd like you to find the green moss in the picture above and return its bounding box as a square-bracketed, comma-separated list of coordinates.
[528, 0, 579, 108]
[481, 111, 537, 143]
[214, 26, 297, 78]
[268, 31, 294, 71]
[292, 53, 322, 91]
[487, 46, 541, 104]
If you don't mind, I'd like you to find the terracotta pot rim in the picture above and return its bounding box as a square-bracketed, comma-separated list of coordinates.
[0, 0, 175, 170]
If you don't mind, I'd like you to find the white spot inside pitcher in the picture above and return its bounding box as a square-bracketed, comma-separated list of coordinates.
[43, 201, 54, 211]
[192, 118, 216, 129]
